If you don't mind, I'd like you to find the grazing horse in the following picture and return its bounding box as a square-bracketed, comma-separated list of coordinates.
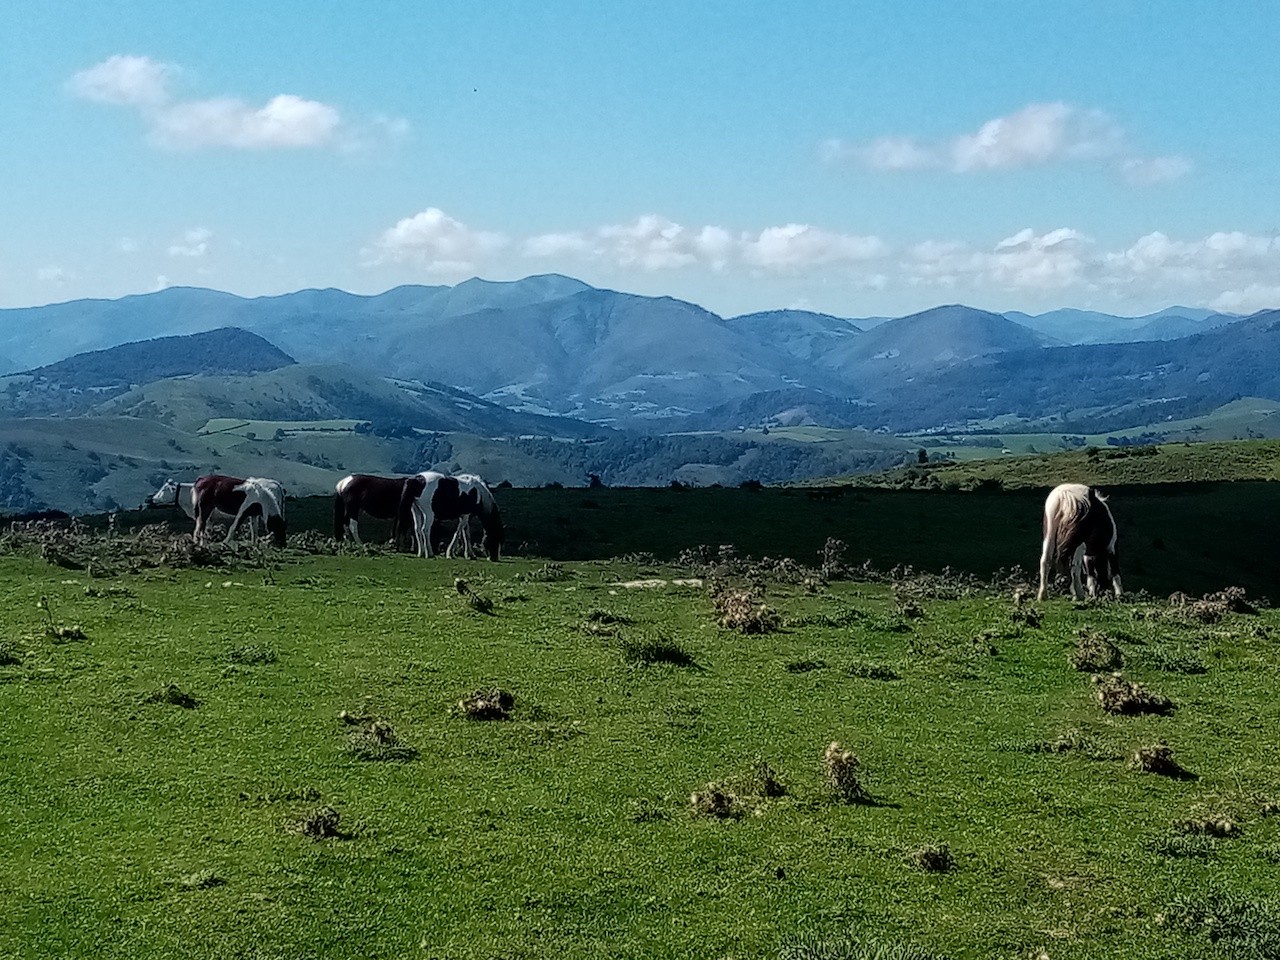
[1037, 483, 1121, 601]
[445, 473, 504, 560]
[334, 474, 415, 546]
[398, 471, 501, 560]
[148, 475, 287, 546]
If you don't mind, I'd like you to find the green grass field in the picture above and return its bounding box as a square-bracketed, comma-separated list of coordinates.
[3, 540, 1280, 959]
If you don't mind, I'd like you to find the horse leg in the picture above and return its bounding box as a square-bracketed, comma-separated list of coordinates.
[349, 517, 362, 544]
[446, 519, 465, 559]
[1070, 544, 1086, 599]
[1036, 530, 1053, 601]
[423, 505, 438, 557]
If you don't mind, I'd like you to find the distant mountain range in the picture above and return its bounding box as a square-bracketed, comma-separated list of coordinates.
[0, 275, 1272, 437]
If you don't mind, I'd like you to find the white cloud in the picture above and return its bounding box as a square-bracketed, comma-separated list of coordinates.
[1211, 284, 1280, 314]
[116, 237, 138, 254]
[69, 55, 344, 151]
[741, 223, 887, 269]
[521, 215, 888, 273]
[367, 208, 509, 273]
[151, 94, 340, 150]
[829, 102, 1189, 184]
[168, 227, 212, 258]
[66, 54, 172, 107]
[369, 209, 1280, 312]
[152, 275, 171, 292]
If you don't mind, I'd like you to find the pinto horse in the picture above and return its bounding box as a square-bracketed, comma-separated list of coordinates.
[148, 475, 287, 547]
[398, 471, 502, 561]
[445, 473, 504, 560]
[1037, 483, 1121, 601]
[334, 474, 415, 546]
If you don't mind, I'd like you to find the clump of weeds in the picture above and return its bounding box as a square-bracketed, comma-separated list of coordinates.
[1131, 742, 1195, 779]
[1094, 675, 1174, 715]
[689, 758, 787, 820]
[908, 843, 955, 873]
[453, 578, 494, 614]
[294, 805, 348, 840]
[346, 719, 418, 762]
[823, 740, 867, 804]
[457, 687, 515, 720]
[710, 582, 780, 634]
[1069, 629, 1123, 671]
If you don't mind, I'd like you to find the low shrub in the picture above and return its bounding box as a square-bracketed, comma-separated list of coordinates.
[1069, 629, 1123, 671]
[823, 741, 866, 804]
[1094, 675, 1174, 715]
[457, 687, 515, 720]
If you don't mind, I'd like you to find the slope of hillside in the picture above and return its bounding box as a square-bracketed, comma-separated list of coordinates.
[725, 309, 861, 362]
[1008, 306, 1240, 344]
[864, 308, 1280, 432]
[822, 304, 1055, 385]
[95, 363, 606, 437]
[0, 328, 296, 418]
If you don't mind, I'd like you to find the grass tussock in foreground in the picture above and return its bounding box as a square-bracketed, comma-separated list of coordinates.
[2, 543, 1280, 959]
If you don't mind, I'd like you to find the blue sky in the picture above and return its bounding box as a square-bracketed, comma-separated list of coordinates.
[4, 1, 1280, 317]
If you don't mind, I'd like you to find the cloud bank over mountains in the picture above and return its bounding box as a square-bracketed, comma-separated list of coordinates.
[366, 207, 1279, 312]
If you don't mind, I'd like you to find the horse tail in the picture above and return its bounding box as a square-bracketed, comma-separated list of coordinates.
[333, 492, 346, 540]
[397, 475, 427, 547]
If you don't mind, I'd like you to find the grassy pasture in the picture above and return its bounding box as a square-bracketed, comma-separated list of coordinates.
[3, 545, 1280, 959]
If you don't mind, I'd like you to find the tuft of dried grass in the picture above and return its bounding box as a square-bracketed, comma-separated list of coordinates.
[454, 578, 494, 614]
[1131, 743, 1193, 779]
[346, 719, 418, 762]
[295, 805, 344, 840]
[1173, 816, 1240, 838]
[689, 759, 788, 820]
[689, 783, 743, 820]
[1009, 605, 1043, 628]
[908, 843, 954, 873]
[711, 584, 780, 634]
[823, 740, 866, 804]
[1094, 675, 1173, 715]
[1069, 629, 1123, 671]
[457, 687, 515, 720]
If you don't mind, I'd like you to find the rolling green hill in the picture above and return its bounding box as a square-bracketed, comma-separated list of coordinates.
[847, 439, 1280, 491]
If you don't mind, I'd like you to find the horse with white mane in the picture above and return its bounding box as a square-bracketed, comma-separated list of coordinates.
[398, 471, 504, 561]
[1037, 483, 1121, 601]
[147, 475, 287, 547]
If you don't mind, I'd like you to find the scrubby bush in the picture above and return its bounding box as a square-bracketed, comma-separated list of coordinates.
[1094, 675, 1173, 715]
[457, 687, 515, 720]
[1069, 629, 1123, 671]
[823, 741, 866, 804]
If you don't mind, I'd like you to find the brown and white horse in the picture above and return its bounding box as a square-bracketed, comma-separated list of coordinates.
[445, 473, 504, 560]
[148, 475, 287, 547]
[399, 471, 503, 561]
[1037, 483, 1121, 601]
[334, 474, 416, 546]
